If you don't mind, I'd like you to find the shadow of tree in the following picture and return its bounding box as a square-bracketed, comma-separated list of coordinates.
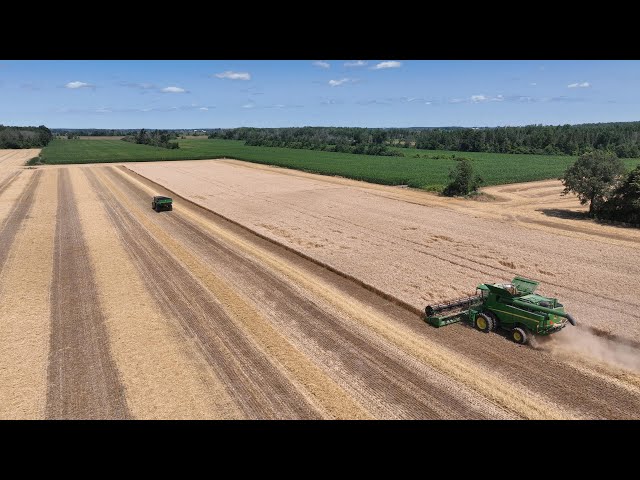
[538, 208, 638, 229]
[537, 208, 589, 220]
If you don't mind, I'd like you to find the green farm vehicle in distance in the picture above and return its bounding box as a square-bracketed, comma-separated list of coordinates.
[424, 276, 576, 345]
[152, 195, 173, 212]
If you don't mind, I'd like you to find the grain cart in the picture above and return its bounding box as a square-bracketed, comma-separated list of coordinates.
[424, 276, 576, 345]
[152, 195, 173, 212]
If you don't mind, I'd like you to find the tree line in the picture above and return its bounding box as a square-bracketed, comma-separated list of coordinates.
[52, 129, 216, 137]
[121, 129, 179, 149]
[413, 123, 640, 157]
[209, 123, 640, 158]
[0, 125, 53, 149]
[210, 127, 404, 156]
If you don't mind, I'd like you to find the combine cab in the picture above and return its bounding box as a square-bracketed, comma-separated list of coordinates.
[152, 196, 173, 212]
[424, 276, 576, 345]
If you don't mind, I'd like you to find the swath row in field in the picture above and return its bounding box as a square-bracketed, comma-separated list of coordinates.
[0, 171, 40, 274]
[46, 170, 129, 419]
[86, 168, 322, 419]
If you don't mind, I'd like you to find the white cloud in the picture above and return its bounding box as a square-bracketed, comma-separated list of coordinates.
[452, 94, 506, 104]
[344, 60, 367, 67]
[65, 81, 94, 89]
[321, 98, 342, 105]
[199, 107, 209, 111]
[328, 78, 353, 87]
[242, 102, 255, 108]
[313, 61, 330, 69]
[161, 86, 187, 93]
[471, 95, 488, 103]
[357, 99, 391, 105]
[530, 82, 537, 86]
[215, 71, 251, 80]
[425, 101, 432, 105]
[568, 82, 591, 88]
[372, 61, 402, 70]
[120, 81, 157, 90]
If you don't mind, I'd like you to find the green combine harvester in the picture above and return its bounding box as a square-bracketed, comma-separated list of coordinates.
[424, 276, 576, 345]
[152, 195, 173, 212]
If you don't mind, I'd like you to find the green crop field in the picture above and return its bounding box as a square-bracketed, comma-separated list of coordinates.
[39, 138, 640, 190]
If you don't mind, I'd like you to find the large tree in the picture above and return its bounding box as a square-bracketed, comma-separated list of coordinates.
[561, 150, 626, 216]
[602, 165, 640, 224]
[443, 158, 483, 196]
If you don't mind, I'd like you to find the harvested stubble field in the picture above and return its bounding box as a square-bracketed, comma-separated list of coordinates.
[1, 150, 640, 419]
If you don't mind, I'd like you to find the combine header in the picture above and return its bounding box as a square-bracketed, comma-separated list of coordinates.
[424, 276, 576, 345]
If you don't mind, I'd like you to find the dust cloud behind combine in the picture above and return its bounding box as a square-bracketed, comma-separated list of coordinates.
[538, 328, 640, 374]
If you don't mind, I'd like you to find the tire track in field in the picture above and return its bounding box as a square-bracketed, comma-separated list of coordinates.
[46, 169, 130, 419]
[106, 167, 500, 419]
[124, 165, 640, 419]
[0, 169, 57, 419]
[86, 168, 322, 419]
[0, 171, 21, 197]
[71, 168, 242, 419]
[0, 171, 40, 275]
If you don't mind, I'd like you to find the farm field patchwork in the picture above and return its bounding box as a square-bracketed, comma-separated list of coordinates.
[1, 149, 639, 419]
[39, 138, 640, 189]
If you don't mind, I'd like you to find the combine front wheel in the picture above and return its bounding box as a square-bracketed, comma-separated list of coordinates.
[475, 313, 494, 333]
[511, 327, 528, 345]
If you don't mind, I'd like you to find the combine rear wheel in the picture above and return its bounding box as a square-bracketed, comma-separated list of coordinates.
[475, 313, 494, 333]
[511, 327, 528, 345]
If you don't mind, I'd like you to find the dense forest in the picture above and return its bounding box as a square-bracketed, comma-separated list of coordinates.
[47, 122, 640, 159]
[209, 122, 640, 158]
[413, 123, 640, 157]
[210, 127, 404, 156]
[121, 129, 179, 149]
[0, 125, 53, 149]
[52, 128, 212, 137]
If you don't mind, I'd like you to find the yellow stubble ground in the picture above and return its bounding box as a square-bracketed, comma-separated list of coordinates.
[71, 167, 241, 419]
[101, 167, 372, 419]
[0, 169, 56, 419]
[113, 167, 578, 420]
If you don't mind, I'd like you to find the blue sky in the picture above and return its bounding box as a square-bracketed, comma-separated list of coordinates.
[1, 60, 638, 129]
